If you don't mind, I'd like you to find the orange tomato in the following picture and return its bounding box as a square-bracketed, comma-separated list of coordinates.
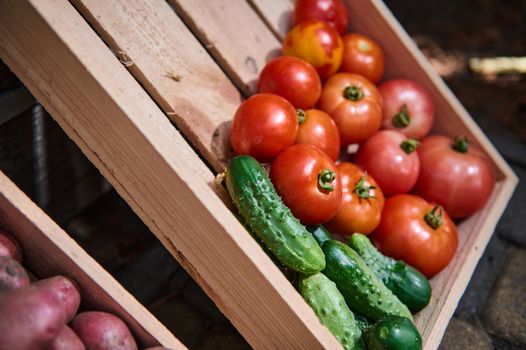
[340, 33, 385, 84]
[283, 20, 343, 80]
[295, 109, 341, 161]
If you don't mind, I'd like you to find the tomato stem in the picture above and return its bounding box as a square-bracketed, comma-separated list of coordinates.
[353, 173, 376, 199]
[392, 104, 411, 128]
[400, 139, 420, 154]
[452, 136, 469, 153]
[424, 206, 443, 230]
[296, 109, 306, 125]
[318, 169, 336, 192]
[343, 85, 364, 101]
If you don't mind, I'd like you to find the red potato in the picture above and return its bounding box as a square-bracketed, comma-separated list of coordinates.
[71, 311, 138, 350]
[0, 256, 30, 292]
[34, 276, 81, 322]
[0, 284, 66, 349]
[49, 325, 86, 350]
[0, 229, 23, 262]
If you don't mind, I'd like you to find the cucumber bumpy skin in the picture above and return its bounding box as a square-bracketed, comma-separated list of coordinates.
[299, 273, 364, 350]
[348, 233, 431, 312]
[225, 155, 325, 274]
[322, 240, 412, 321]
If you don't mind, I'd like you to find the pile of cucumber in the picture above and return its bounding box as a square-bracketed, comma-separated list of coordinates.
[226, 156, 430, 350]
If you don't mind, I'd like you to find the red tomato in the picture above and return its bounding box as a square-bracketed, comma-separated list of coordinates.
[324, 162, 384, 236]
[283, 20, 343, 80]
[373, 194, 459, 277]
[318, 73, 382, 145]
[340, 33, 385, 84]
[415, 135, 495, 218]
[270, 144, 342, 224]
[230, 93, 297, 163]
[354, 130, 420, 196]
[293, 0, 349, 34]
[379, 79, 435, 139]
[258, 56, 321, 109]
[295, 109, 340, 161]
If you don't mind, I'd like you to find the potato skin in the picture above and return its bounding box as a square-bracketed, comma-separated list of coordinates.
[71, 311, 138, 350]
[0, 284, 66, 349]
[0, 230, 22, 262]
[33, 276, 80, 322]
[0, 256, 30, 292]
[49, 325, 86, 350]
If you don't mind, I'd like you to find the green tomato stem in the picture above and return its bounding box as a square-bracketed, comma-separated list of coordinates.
[424, 206, 443, 230]
[400, 139, 420, 154]
[452, 136, 469, 153]
[354, 173, 376, 199]
[343, 85, 364, 101]
[392, 104, 411, 128]
[318, 169, 336, 192]
[297, 108, 306, 125]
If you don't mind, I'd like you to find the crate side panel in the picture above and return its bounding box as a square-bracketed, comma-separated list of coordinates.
[0, 171, 183, 349]
[0, 1, 342, 349]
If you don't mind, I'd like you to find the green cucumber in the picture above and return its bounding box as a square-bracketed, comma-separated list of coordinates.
[299, 273, 363, 350]
[307, 225, 333, 246]
[348, 234, 431, 312]
[365, 316, 422, 350]
[225, 155, 325, 274]
[322, 240, 412, 321]
[353, 313, 372, 333]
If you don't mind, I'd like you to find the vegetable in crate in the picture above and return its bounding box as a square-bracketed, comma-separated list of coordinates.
[354, 130, 420, 196]
[373, 194, 458, 278]
[0, 229, 23, 262]
[349, 233, 431, 312]
[71, 311, 138, 350]
[0, 256, 30, 291]
[325, 162, 384, 236]
[318, 73, 383, 145]
[283, 20, 343, 79]
[415, 135, 495, 218]
[340, 33, 385, 84]
[299, 273, 363, 350]
[49, 325, 86, 350]
[322, 240, 412, 321]
[365, 315, 422, 350]
[230, 93, 298, 163]
[307, 224, 333, 246]
[258, 56, 321, 109]
[226, 155, 325, 274]
[34, 275, 81, 322]
[293, 0, 349, 34]
[295, 109, 340, 161]
[270, 144, 342, 225]
[378, 79, 435, 139]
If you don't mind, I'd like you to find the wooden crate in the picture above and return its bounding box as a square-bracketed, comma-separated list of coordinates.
[0, 171, 185, 349]
[0, 0, 518, 349]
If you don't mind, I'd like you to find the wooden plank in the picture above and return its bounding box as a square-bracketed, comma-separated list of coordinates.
[0, 171, 183, 349]
[168, 0, 281, 96]
[248, 0, 293, 40]
[69, 0, 241, 172]
[0, 1, 342, 349]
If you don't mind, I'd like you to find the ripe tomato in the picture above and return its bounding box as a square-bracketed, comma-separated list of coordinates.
[270, 144, 342, 225]
[318, 73, 382, 145]
[340, 33, 385, 83]
[415, 135, 495, 218]
[230, 93, 297, 163]
[293, 0, 349, 34]
[258, 56, 321, 109]
[283, 20, 343, 80]
[324, 162, 384, 236]
[379, 79, 435, 139]
[354, 130, 420, 196]
[295, 109, 340, 161]
[373, 194, 459, 278]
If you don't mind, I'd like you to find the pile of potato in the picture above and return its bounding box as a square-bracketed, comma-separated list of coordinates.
[0, 229, 171, 350]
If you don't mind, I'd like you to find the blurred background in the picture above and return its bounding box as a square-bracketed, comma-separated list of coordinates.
[0, 0, 525, 349]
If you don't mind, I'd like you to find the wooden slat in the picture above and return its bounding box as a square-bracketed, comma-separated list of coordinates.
[0, 171, 183, 349]
[248, 0, 293, 40]
[69, 0, 241, 172]
[0, 1, 342, 349]
[169, 0, 281, 96]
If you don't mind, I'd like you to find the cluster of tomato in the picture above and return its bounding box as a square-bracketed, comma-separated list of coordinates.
[230, 0, 495, 278]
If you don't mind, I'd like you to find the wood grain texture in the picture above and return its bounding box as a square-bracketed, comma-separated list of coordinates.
[0, 171, 183, 349]
[168, 0, 281, 96]
[69, 0, 241, 172]
[248, 0, 294, 40]
[0, 0, 342, 349]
